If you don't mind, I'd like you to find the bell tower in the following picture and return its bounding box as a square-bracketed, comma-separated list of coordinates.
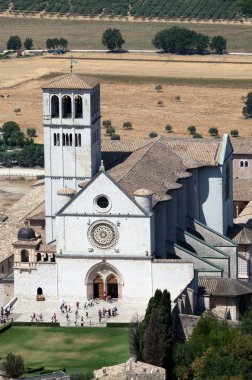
[42, 73, 101, 242]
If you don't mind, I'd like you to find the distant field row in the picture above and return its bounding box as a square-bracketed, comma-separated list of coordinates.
[0, 0, 244, 20]
[1, 17, 252, 51]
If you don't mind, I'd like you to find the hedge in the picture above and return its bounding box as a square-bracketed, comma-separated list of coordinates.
[13, 322, 60, 327]
[106, 322, 129, 327]
[0, 320, 13, 334]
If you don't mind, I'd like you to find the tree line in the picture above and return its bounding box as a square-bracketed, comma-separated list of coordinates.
[6, 27, 226, 55]
[0, 121, 44, 167]
[129, 289, 252, 379]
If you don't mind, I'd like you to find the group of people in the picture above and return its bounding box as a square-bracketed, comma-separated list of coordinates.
[98, 306, 118, 322]
[0, 305, 11, 324]
[30, 312, 43, 322]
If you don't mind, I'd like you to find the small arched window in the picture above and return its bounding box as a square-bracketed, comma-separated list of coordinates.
[66, 134, 69, 146]
[53, 133, 56, 146]
[51, 95, 59, 118]
[240, 161, 244, 167]
[62, 95, 72, 118]
[57, 133, 60, 146]
[37, 252, 41, 262]
[51, 254, 55, 262]
[75, 96, 83, 118]
[62, 133, 66, 146]
[70, 134, 72, 146]
[37, 287, 43, 295]
[44, 253, 48, 262]
[78, 133, 81, 147]
[21, 249, 29, 263]
[245, 161, 249, 167]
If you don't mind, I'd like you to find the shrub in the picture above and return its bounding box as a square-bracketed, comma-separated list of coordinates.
[165, 124, 173, 133]
[106, 126, 115, 136]
[187, 125, 196, 134]
[27, 128, 36, 137]
[208, 127, 218, 136]
[155, 84, 162, 92]
[149, 132, 158, 138]
[230, 129, 239, 137]
[193, 133, 203, 138]
[2, 353, 24, 378]
[242, 92, 252, 119]
[157, 100, 164, 107]
[111, 134, 120, 140]
[175, 96, 181, 101]
[123, 121, 133, 130]
[102, 119, 112, 128]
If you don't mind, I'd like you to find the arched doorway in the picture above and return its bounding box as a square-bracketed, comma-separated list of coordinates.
[107, 275, 118, 299]
[93, 275, 104, 299]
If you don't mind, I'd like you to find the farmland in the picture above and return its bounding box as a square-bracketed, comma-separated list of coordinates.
[1, 53, 252, 142]
[1, 17, 252, 51]
[0, 0, 244, 20]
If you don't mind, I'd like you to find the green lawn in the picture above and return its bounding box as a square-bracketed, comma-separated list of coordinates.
[1, 17, 252, 51]
[0, 326, 129, 375]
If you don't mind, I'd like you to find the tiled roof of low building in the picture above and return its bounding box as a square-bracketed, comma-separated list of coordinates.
[0, 185, 44, 262]
[232, 138, 252, 155]
[42, 73, 99, 90]
[235, 200, 252, 225]
[228, 224, 252, 244]
[199, 277, 252, 296]
[39, 244, 56, 253]
[233, 178, 252, 201]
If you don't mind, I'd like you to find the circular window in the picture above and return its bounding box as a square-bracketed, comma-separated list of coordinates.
[94, 195, 111, 212]
[97, 196, 109, 209]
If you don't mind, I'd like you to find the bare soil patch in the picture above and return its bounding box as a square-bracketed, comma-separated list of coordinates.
[0, 179, 33, 212]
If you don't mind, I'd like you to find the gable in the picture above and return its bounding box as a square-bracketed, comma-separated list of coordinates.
[58, 171, 148, 216]
[219, 134, 233, 165]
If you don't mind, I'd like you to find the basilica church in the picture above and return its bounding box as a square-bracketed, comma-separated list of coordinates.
[11, 73, 252, 320]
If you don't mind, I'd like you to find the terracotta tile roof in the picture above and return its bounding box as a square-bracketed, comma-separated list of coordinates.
[39, 244, 56, 253]
[108, 139, 192, 205]
[232, 138, 252, 155]
[233, 178, 252, 201]
[42, 73, 99, 90]
[199, 277, 252, 296]
[0, 185, 44, 262]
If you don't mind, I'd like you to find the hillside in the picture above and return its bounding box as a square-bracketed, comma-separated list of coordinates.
[0, 0, 245, 20]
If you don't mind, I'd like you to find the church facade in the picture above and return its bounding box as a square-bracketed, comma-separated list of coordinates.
[12, 73, 252, 320]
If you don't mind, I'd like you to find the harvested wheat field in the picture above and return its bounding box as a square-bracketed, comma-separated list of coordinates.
[1, 53, 252, 141]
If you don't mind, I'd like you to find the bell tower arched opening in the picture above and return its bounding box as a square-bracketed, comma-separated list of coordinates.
[62, 95, 72, 118]
[37, 287, 43, 295]
[75, 95, 83, 118]
[21, 249, 29, 263]
[51, 95, 59, 118]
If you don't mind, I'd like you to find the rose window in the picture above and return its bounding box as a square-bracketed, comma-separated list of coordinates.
[88, 220, 119, 249]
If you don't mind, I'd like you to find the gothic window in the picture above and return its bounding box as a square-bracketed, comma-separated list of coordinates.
[21, 249, 29, 262]
[53, 133, 56, 146]
[66, 134, 69, 146]
[225, 162, 230, 201]
[78, 133, 81, 146]
[63, 133, 65, 146]
[57, 133, 60, 146]
[245, 161, 249, 167]
[51, 95, 59, 118]
[75, 95, 83, 118]
[70, 134, 72, 146]
[240, 161, 244, 167]
[62, 95, 72, 118]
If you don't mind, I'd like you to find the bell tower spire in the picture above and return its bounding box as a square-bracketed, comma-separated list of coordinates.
[42, 73, 101, 242]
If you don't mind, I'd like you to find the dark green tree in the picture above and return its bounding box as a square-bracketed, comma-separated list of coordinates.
[59, 37, 68, 49]
[210, 35, 227, 54]
[149, 132, 158, 138]
[238, 0, 252, 16]
[165, 124, 173, 133]
[240, 307, 252, 335]
[2, 353, 24, 378]
[1, 121, 24, 146]
[27, 128, 36, 137]
[187, 125, 196, 134]
[230, 129, 239, 137]
[209, 127, 218, 136]
[102, 119, 112, 128]
[24, 37, 33, 50]
[7, 35, 22, 50]
[102, 29, 125, 51]
[128, 314, 143, 361]
[192, 32, 209, 53]
[242, 92, 252, 118]
[18, 143, 44, 167]
[123, 122, 133, 130]
[111, 133, 120, 140]
[106, 126, 116, 136]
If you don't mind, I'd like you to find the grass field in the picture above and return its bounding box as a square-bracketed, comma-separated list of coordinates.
[0, 326, 129, 375]
[1, 17, 252, 51]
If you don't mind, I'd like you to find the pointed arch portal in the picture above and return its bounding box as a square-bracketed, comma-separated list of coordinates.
[85, 261, 123, 300]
